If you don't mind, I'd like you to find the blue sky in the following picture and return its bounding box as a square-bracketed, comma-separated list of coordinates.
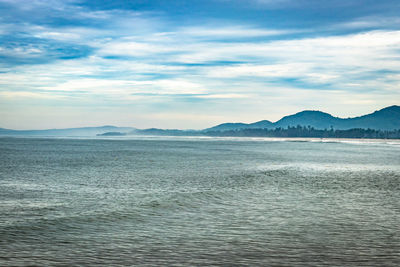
[1, 0, 400, 129]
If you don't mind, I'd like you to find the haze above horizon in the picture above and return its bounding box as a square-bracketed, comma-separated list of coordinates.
[1, 0, 400, 130]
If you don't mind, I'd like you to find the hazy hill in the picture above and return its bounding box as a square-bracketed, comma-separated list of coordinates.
[0, 126, 135, 136]
[1, 106, 399, 137]
[206, 120, 273, 131]
[134, 128, 200, 136]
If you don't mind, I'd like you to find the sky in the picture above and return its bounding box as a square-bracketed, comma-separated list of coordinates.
[1, 0, 400, 130]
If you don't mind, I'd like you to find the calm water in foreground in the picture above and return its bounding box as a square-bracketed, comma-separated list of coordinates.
[0, 137, 399, 266]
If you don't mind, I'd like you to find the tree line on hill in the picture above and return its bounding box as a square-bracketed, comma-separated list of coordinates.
[204, 125, 400, 139]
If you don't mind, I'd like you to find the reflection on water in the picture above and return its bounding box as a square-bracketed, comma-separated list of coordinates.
[1, 137, 399, 266]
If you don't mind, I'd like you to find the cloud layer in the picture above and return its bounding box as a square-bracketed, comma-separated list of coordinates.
[0, 0, 399, 129]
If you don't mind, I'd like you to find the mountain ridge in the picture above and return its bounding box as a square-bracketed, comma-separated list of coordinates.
[1, 106, 399, 136]
[206, 105, 400, 131]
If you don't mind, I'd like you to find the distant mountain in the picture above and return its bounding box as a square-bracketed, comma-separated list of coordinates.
[134, 128, 200, 136]
[97, 132, 127, 136]
[1, 106, 399, 137]
[205, 105, 400, 131]
[0, 126, 136, 136]
[206, 120, 273, 131]
[340, 105, 400, 130]
[274, 110, 339, 129]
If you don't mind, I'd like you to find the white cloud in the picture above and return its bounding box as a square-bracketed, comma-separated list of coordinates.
[98, 41, 174, 57]
[1, 3, 400, 129]
[335, 16, 400, 29]
[206, 63, 312, 78]
[0, 91, 63, 99]
[30, 25, 102, 42]
[195, 93, 250, 99]
[193, 30, 400, 90]
[178, 26, 291, 38]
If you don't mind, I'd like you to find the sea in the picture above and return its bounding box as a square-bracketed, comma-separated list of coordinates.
[1, 136, 399, 266]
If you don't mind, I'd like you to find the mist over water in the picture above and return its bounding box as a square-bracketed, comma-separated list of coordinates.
[1, 137, 399, 266]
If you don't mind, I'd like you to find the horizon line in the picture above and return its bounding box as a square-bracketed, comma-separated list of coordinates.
[2, 105, 398, 131]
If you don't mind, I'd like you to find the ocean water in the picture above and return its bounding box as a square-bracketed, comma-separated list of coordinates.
[0, 137, 399, 266]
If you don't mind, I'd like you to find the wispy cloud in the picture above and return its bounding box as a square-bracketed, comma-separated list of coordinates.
[335, 16, 400, 30]
[0, 0, 399, 129]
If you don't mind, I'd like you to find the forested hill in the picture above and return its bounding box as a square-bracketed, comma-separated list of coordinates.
[204, 126, 400, 139]
[1, 106, 399, 138]
[206, 105, 400, 131]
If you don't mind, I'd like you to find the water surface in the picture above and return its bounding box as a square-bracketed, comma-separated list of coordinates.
[1, 137, 399, 266]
